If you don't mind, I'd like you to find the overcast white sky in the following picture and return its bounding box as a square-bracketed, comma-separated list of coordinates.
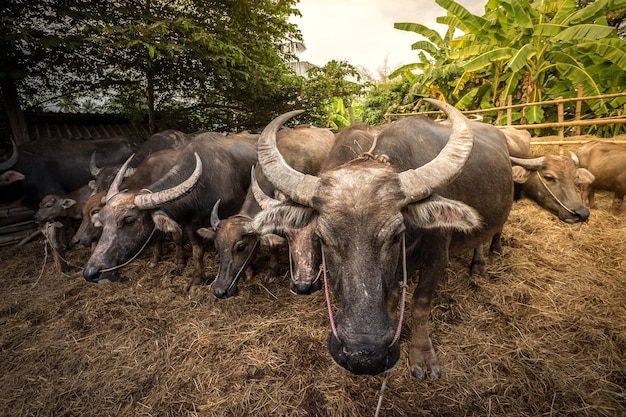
[291, 0, 487, 75]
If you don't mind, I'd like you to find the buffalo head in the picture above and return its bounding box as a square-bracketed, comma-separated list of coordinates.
[510, 153, 592, 223]
[83, 153, 202, 283]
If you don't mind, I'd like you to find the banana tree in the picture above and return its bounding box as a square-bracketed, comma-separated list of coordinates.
[390, 21, 464, 103]
[439, 0, 626, 124]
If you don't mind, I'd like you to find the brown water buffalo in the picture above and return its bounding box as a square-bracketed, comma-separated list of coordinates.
[82, 133, 258, 292]
[197, 126, 335, 298]
[34, 183, 93, 224]
[249, 123, 379, 295]
[575, 140, 626, 215]
[252, 100, 514, 377]
[502, 127, 591, 223]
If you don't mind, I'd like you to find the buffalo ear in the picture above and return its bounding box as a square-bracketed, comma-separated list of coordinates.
[61, 198, 77, 209]
[92, 212, 102, 228]
[259, 233, 286, 248]
[0, 170, 25, 185]
[511, 165, 531, 183]
[197, 227, 216, 241]
[574, 168, 595, 185]
[405, 195, 481, 233]
[152, 210, 182, 235]
[250, 204, 315, 237]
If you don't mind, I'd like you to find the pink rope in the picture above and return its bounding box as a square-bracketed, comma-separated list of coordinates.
[321, 234, 408, 347]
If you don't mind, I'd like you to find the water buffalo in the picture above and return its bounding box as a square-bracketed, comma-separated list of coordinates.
[248, 123, 379, 295]
[0, 136, 142, 208]
[575, 140, 626, 215]
[502, 127, 591, 223]
[82, 133, 259, 292]
[197, 125, 335, 298]
[89, 129, 197, 195]
[72, 148, 183, 250]
[34, 183, 93, 224]
[74, 149, 186, 278]
[252, 100, 514, 377]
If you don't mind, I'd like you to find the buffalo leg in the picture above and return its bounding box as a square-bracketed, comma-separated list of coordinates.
[41, 221, 70, 273]
[587, 187, 597, 209]
[409, 260, 445, 379]
[172, 230, 186, 270]
[184, 225, 205, 293]
[470, 243, 487, 276]
[611, 192, 624, 215]
[148, 233, 165, 268]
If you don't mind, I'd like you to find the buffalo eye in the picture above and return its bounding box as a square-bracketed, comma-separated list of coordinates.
[236, 242, 245, 253]
[46, 202, 54, 208]
[123, 217, 136, 227]
[543, 174, 556, 183]
[392, 232, 403, 245]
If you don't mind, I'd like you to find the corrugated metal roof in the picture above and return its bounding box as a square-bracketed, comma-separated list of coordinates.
[25, 112, 151, 141]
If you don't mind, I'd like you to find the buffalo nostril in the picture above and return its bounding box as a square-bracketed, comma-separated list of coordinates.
[213, 288, 229, 299]
[83, 266, 101, 282]
[291, 282, 311, 294]
[578, 208, 590, 222]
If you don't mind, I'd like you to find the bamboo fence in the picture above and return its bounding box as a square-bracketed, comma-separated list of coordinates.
[384, 87, 626, 145]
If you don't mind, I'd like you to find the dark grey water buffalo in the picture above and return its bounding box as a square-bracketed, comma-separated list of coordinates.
[502, 127, 592, 223]
[575, 140, 626, 215]
[72, 148, 183, 250]
[0, 136, 141, 208]
[197, 126, 335, 298]
[251, 100, 514, 377]
[82, 133, 258, 291]
[89, 129, 197, 195]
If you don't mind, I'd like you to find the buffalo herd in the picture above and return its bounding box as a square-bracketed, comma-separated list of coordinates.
[1, 99, 623, 378]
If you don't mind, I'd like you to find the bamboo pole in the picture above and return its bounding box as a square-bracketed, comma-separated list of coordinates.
[557, 97, 564, 140]
[507, 96, 512, 125]
[531, 140, 626, 146]
[383, 91, 626, 119]
[575, 85, 583, 135]
[495, 117, 626, 130]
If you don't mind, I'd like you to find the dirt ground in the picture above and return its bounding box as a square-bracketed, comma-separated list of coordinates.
[0, 138, 625, 417]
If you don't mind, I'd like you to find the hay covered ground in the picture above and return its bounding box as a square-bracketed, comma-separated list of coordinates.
[1, 139, 625, 417]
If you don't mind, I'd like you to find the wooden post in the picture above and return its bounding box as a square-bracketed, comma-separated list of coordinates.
[557, 96, 564, 141]
[507, 96, 512, 125]
[575, 85, 583, 135]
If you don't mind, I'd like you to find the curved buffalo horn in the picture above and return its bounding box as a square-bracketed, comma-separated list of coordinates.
[398, 98, 475, 204]
[134, 152, 202, 210]
[569, 151, 580, 167]
[257, 110, 321, 207]
[509, 156, 546, 170]
[250, 166, 281, 209]
[210, 199, 221, 230]
[89, 152, 101, 177]
[0, 137, 19, 171]
[105, 154, 135, 202]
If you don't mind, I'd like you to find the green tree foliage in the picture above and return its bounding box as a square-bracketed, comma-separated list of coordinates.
[1, 0, 305, 134]
[388, 0, 626, 136]
[298, 60, 365, 127]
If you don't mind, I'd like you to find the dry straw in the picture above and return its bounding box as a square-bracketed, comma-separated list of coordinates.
[0, 135, 624, 417]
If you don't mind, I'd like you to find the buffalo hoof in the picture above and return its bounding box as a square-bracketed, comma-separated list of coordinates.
[412, 366, 442, 380]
